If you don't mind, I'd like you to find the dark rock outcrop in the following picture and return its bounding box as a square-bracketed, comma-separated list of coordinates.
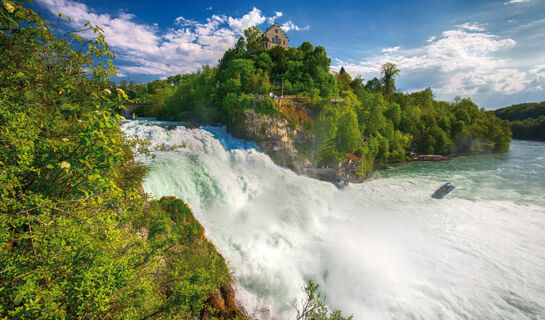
[230, 109, 308, 169]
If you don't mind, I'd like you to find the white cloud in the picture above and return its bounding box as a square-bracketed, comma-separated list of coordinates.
[427, 36, 436, 42]
[381, 46, 400, 53]
[456, 22, 487, 32]
[281, 20, 310, 32]
[333, 24, 545, 102]
[268, 11, 283, 24]
[227, 7, 266, 33]
[174, 16, 198, 26]
[36, 0, 305, 77]
[528, 64, 545, 91]
[505, 0, 530, 4]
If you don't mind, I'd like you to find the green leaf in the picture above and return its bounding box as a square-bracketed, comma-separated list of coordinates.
[60, 103, 76, 111]
[88, 174, 101, 181]
[52, 238, 62, 252]
[14, 293, 22, 306]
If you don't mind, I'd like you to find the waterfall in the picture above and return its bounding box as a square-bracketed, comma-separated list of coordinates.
[122, 121, 545, 320]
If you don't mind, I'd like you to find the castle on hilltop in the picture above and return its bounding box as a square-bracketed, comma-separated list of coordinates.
[261, 23, 288, 49]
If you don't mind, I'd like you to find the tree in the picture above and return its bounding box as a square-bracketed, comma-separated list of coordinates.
[336, 67, 352, 91]
[380, 62, 400, 97]
[235, 36, 246, 53]
[270, 45, 288, 75]
[365, 77, 382, 91]
[244, 26, 262, 52]
[295, 280, 353, 320]
[338, 110, 361, 153]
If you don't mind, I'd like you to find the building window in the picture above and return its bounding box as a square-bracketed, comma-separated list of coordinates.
[275, 29, 278, 33]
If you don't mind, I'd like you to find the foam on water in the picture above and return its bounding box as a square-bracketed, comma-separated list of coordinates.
[122, 121, 545, 319]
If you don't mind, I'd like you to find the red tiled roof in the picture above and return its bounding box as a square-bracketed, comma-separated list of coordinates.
[345, 153, 360, 161]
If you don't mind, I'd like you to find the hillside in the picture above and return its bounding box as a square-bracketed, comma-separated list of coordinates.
[494, 101, 545, 141]
[494, 101, 545, 121]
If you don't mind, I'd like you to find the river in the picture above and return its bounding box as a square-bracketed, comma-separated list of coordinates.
[122, 121, 545, 320]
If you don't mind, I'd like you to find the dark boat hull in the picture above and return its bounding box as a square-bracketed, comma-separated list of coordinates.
[432, 183, 455, 199]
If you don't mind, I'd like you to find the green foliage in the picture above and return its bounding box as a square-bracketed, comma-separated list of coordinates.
[0, 3, 240, 319]
[494, 101, 545, 141]
[494, 101, 545, 121]
[317, 139, 344, 163]
[243, 26, 262, 52]
[337, 110, 361, 153]
[255, 97, 278, 115]
[509, 116, 545, 141]
[295, 280, 353, 320]
[132, 197, 234, 319]
[380, 62, 400, 98]
[315, 80, 509, 172]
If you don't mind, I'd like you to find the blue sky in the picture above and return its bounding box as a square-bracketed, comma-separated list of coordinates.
[34, 0, 545, 108]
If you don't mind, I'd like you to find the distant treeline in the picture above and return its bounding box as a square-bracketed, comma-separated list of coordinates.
[494, 101, 545, 141]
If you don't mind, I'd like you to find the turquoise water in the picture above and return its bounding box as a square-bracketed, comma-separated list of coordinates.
[375, 140, 545, 206]
[122, 121, 545, 320]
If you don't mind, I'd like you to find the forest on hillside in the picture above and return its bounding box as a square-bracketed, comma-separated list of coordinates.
[122, 26, 511, 174]
[494, 101, 545, 141]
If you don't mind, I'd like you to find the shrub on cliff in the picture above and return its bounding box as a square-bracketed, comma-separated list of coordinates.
[132, 197, 239, 319]
[256, 97, 278, 115]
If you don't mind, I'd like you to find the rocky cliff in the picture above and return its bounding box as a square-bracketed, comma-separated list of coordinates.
[230, 109, 310, 169]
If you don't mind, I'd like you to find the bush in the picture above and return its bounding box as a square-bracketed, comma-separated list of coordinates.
[255, 97, 278, 115]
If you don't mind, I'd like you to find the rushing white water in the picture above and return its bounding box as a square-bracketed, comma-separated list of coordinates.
[122, 121, 545, 320]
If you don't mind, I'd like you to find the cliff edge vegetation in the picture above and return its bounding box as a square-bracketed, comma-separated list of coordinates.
[0, 2, 242, 318]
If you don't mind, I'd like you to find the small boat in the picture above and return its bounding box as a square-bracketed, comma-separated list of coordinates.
[432, 182, 455, 199]
[411, 153, 452, 161]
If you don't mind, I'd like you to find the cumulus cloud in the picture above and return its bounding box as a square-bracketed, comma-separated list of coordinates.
[227, 7, 266, 33]
[381, 46, 400, 53]
[506, 0, 530, 4]
[333, 23, 545, 104]
[281, 20, 310, 32]
[36, 0, 305, 77]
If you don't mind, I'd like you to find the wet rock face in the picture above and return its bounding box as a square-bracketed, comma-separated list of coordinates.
[230, 109, 301, 168]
